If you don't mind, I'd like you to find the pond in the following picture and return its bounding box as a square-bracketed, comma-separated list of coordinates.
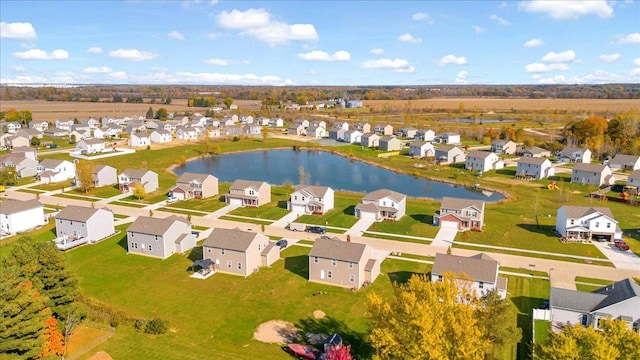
[174, 149, 505, 201]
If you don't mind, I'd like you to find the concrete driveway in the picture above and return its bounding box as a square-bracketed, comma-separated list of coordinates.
[345, 218, 375, 236]
[204, 204, 240, 219]
[270, 211, 301, 228]
[431, 227, 458, 247]
[592, 241, 640, 270]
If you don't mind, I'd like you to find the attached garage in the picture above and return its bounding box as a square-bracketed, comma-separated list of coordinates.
[228, 197, 243, 206]
[358, 209, 379, 221]
[441, 220, 459, 230]
[291, 204, 307, 214]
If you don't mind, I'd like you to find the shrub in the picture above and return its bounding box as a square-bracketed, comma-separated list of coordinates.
[232, 136, 239, 142]
[144, 318, 168, 335]
[134, 319, 147, 331]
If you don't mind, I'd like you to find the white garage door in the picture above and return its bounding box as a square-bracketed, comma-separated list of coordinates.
[441, 220, 459, 230]
[229, 198, 243, 206]
[292, 204, 307, 214]
[359, 210, 378, 220]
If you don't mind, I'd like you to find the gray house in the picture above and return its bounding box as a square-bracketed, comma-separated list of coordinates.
[549, 278, 640, 333]
[608, 154, 640, 171]
[431, 253, 507, 299]
[55, 206, 115, 249]
[558, 147, 591, 164]
[361, 133, 380, 148]
[571, 163, 614, 187]
[628, 170, 640, 187]
[490, 139, 517, 155]
[91, 165, 118, 187]
[308, 237, 381, 290]
[169, 172, 218, 200]
[201, 228, 277, 277]
[118, 169, 159, 193]
[226, 179, 271, 207]
[435, 145, 466, 164]
[126, 215, 195, 259]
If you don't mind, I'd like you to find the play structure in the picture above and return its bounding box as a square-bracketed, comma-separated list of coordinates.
[547, 181, 560, 190]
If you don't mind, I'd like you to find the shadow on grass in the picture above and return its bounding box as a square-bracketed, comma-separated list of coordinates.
[284, 255, 309, 279]
[387, 271, 423, 285]
[511, 295, 546, 360]
[342, 205, 355, 216]
[278, 200, 289, 209]
[117, 235, 128, 252]
[188, 246, 203, 263]
[516, 223, 557, 238]
[409, 213, 432, 224]
[295, 316, 373, 359]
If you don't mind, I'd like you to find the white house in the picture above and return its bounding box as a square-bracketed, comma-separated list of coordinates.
[76, 139, 106, 154]
[465, 151, 504, 173]
[628, 170, 640, 187]
[129, 132, 151, 147]
[0, 199, 45, 235]
[37, 159, 76, 183]
[408, 141, 435, 158]
[55, 206, 115, 248]
[435, 133, 461, 145]
[571, 163, 614, 187]
[355, 189, 406, 221]
[555, 206, 622, 242]
[516, 157, 555, 180]
[490, 139, 517, 155]
[361, 133, 380, 148]
[416, 129, 435, 141]
[431, 253, 507, 299]
[176, 127, 198, 140]
[558, 147, 591, 164]
[118, 169, 159, 193]
[608, 154, 640, 171]
[288, 185, 334, 214]
[150, 129, 172, 143]
[343, 130, 362, 144]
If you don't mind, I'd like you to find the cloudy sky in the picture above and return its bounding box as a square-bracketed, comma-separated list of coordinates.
[1, 0, 639, 86]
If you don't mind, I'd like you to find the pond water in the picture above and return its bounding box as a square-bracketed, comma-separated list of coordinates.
[174, 149, 505, 201]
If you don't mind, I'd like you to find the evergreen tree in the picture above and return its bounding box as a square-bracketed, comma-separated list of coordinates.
[146, 107, 154, 119]
[476, 290, 522, 359]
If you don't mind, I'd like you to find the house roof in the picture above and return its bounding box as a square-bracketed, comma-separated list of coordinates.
[560, 147, 589, 156]
[559, 206, 616, 221]
[82, 138, 104, 145]
[467, 150, 495, 159]
[230, 179, 267, 191]
[361, 133, 378, 139]
[55, 205, 108, 222]
[440, 197, 485, 211]
[294, 185, 331, 198]
[153, 129, 171, 135]
[431, 253, 498, 283]
[592, 278, 640, 311]
[0, 199, 43, 214]
[94, 164, 115, 173]
[309, 237, 369, 263]
[491, 139, 514, 146]
[127, 216, 187, 236]
[409, 141, 428, 147]
[629, 170, 640, 181]
[120, 169, 155, 178]
[11, 146, 35, 153]
[39, 158, 67, 168]
[609, 154, 640, 165]
[518, 157, 548, 166]
[177, 172, 215, 184]
[573, 163, 607, 172]
[551, 278, 640, 313]
[436, 145, 460, 153]
[202, 228, 263, 251]
[379, 136, 399, 143]
[522, 146, 550, 155]
[363, 189, 406, 202]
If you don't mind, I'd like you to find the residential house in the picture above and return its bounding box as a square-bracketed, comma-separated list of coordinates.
[150, 129, 172, 143]
[294, 119, 310, 128]
[288, 185, 334, 214]
[466, 151, 504, 173]
[244, 124, 261, 136]
[558, 147, 591, 164]
[519, 146, 552, 158]
[374, 124, 394, 136]
[90, 164, 118, 187]
[608, 154, 640, 171]
[516, 157, 555, 179]
[126, 215, 195, 259]
[431, 253, 507, 299]
[308, 237, 381, 290]
[76, 139, 106, 154]
[408, 141, 435, 158]
[240, 115, 254, 124]
[204, 127, 221, 138]
[80, 117, 101, 129]
[129, 132, 151, 147]
[169, 172, 218, 200]
[435, 133, 461, 145]
[30, 120, 49, 132]
[288, 123, 305, 136]
[352, 122, 371, 134]
[571, 163, 614, 187]
[343, 130, 362, 144]
[555, 206, 622, 242]
[221, 125, 243, 137]
[118, 169, 159, 193]
[328, 122, 349, 140]
[433, 197, 485, 231]
[202, 228, 277, 277]
[355, 189, 406, 221]
[223, 114, 239, 125]
[549, 278, 640, 333]
[0, 121, 21, 133]
[4, 134, 30, 149]
[0, 154, 39, 178]
[11, 146, 37, 160]
[628, 170, 640, 187]
[310, 120, 327, 129]
[68, 130, 90, 142]
[0, 199, 45, 235]
[379, 137, 403, 151]
[399, 127, 418, 139]
[44, 127, 69, 138]
[226, 179, 271, 207]
[0, 131, 11, 150]
[55, 206, 115, 247]
[361, 133, 380, 148]
[72, 123, 91, 133]
[176, 127, 199, 140]
[490, 139, 517, 155]
[416, 129, 436, 141]
[126, 121, 147, 134]
[256, 117, 270, 126]
[54, 119, 74, 130]
[306, 124, 325, 138]
[435, 145, 466, 164]
[269, 117, 284, 127]
[37, 159, 75, 183]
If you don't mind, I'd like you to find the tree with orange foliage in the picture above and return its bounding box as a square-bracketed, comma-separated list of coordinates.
[40, 316, 64, 358]
[326, 344, 353, 360]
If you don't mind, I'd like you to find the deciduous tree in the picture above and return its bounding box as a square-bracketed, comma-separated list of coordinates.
[477, 290, 522, 359]
[155, 108, 168, 120]
[75, 160, 96, 194]
[40, 316, 64, 358]
[326, 344, 353, 360]
[223, 97, 234, 109]
[132, 183, 146, 200]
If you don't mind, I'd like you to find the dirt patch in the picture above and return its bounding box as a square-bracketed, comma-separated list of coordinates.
[87, 351, 113, 360]
[253, 320, 299, 344]
[65, 324, 112, 356]
[312, 310, 325, 319]
[484, 177, 543, 187]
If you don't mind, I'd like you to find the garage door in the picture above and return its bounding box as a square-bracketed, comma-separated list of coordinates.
[292, 204, 307, 214]
[229, 198, 243, 206]
[359, 210, 378, 220]
[441, 220, 459, 230]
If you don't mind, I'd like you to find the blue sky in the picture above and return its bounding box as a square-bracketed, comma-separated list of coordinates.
[1, 0, 639, 86]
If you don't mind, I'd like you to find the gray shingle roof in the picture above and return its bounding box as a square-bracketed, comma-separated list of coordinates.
[551, 278, 640, 313]
[559, 206, 616, 220]
[363, 189, 406, 202]
[177, 172, 214, 184]
[202, 228, 263, 252]
[55, 205, 106, 222]
[127, 216, 185, 236]
[592, 278, 640, 311]
[294, 185, 330, 198]
[518, 157, 548, 166]
[120, 169, 153, 178]
[39, 158, 66, 169]
[609, 154, 640, 166]
[229, 179, 267, 190]
[431, 253, 498, 283]
[440, 197, 485, 212]
[467, 150, 495, 159]
[0, 199, 43, 214]
[573, 163, 607, 172]
[309, 238, 368, 263]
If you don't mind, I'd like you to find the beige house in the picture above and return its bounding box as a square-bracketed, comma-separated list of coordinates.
[226, 179, 271, 207]
[431, 253, 507, 299]
[308, 237, 382, 290]
[434, 197, 485, 231]
[571, 163, 614, 187]
[490, 139, 517, 155]
[169, 172, 218, 200]
[126, 215, 195, 259]
[435, 145, 466, 164]
[378, 136, 403, 151]
[288, 185, 334, 214]
[374, 124, 393, 136]
[516, 157, 555, 180]
[201, 228, 278, 277]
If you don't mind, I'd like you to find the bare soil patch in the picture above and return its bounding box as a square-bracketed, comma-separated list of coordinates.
[484, 177, 544, 188]
[87, 351, 113, 360]
[253, 320, 300, 344]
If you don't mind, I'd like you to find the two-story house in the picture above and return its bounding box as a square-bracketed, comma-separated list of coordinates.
[306, 124, 325, 138]
[91, 165, 118, 187]
[343, 130, 362, 144]
[54, 205, 115, 249]
[374, 124, 393, 136]
[126, 215, 195, 259]
[118, 169, 159, 193]
[308, 237, 381, 290]
[150, 129, 172, 143]
[0, 199, 45, 235]
[226, 179, 271, 207]
[435, 145, 466, 164]
[465, 151, 504, 173]
[288, 123, 305, 136]
[628, 170, 640, 187]
[490, 139, 517, 155]
[408, 141, 435, 158]
[433, 197, 485, 231]
[558, 147, 592, 164]
[169, 172, 218, 200]
[378, 137, 403, 151]
[608, 154, 640, 171]
[76, 138, 106, 154]
[571, 163, 614, 187]
[431, 253, 507, 299]
[519, 146, 552, 158]
[435, 133, 461, 145]
[129, 132, 151, 147]
[399, 127, 418, 139]
[37, 159, 76, 183]
[516, 157, 555, 180]
[328, 122, 349, 140]
[361, 133, 380, 148]
[288, 185, 334, 214]
[416, 129, 436, 141]
[355, 189, 406, 221]
[0, 154, 39, 178]
[555, 206, 622, 242]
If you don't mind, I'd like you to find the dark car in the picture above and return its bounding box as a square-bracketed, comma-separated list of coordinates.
[276, 239, 288, 249]
[306, 226, 326, 234]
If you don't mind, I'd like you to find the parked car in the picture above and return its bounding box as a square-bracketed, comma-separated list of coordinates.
[276, 239, 288, 249]
[306, 226, 326, 234]
[615, 241, 630, 251]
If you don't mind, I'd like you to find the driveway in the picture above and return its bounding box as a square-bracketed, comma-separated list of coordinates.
[431, 227, 458, 247]
[269, 211, 301, 228]
[204, 204, 241, 219]
[345, 218, 375, 236]
[592, 241, 640, 270]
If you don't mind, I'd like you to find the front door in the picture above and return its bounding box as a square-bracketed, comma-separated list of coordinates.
[320, 270, 325, 280]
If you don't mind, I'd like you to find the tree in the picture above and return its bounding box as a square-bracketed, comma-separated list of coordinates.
[0, 267, 50, 359]
[132, 183, 146, 201]
[75, 160, 96, 194]
[146, 107, 154, 119]
[69, 134, 77, 144]
[40, 316, 64, 358]
[326, 344, 353, 360]
[155, 108, 168, 120]
[261, 126, 269, 142]
[476, 290, 522, 359]
[0, 167, 18, 186]
[223, 97, 234, 109]
[30, 137, 41, 147]
[367, 273, 488, 360]
[112, 94, 123, 103]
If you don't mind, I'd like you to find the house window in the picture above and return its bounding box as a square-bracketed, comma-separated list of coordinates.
[155, 235, 159, 241]
[157, 246, 160, 250]
[207, 247, 211, 253]
[606, 223, 611, 229]
[595, 222, 599, 228]
[294, 196, 298, 200]
[327, 271, 333, 279]
[348, 262, 353, 269]
[237, 262, 242, 270]
[331, 259, 337, 266]
[349, 274, 355, 283]
[148, 245, 152, 251]
[478, 281, 484, 289]
[570, 220, 574, 225]
[438, 275, 443, 281]
[221, 249, 225, 255]
[314, 256, 318, 263]
[227, 260, 232, 268]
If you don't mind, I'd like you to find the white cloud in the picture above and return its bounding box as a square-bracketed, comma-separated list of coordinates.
[634, 58, 640, 67]
[216, 8, 317, 45]
[490, 14, 510, 25]
[524, 38, 544, 47]
[362, 58, 415, 73]
[83, 66, 112, 73]
[599, 53, 621, 63]
[87, 47, 103, 54]
[525, 63, 569, 72]
[631, 68, 640, 77]
[13, 49, 69, 60]
[205, 58, 230, 66]
[0, 22, 37, 40]
[438, 54, 468, 66]
[455, 71, 468, 83]
[298, 50, 350, 62]
[472, 25, 485, 33]
[171, 72, 292, 85]
[536, 70, 626, 84]
[398, 33, 422, 44]
[168, 31, 185, 40]
[11, 66, 26, 72]
[519, 0, 613, 20]
[109, 72, 128, 81]
[412, 12, 434, 24]
[207, 33, 221, 39]
[108, 48, 158, 61]
[369, 48, 384, 55]
[542, 50, 575, 63]
[617, 33, 640, 45]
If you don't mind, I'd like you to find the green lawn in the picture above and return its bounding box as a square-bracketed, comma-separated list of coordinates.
[576, 284, 603, 292]
[0, 223, 56, 255]
[500, 266, 549, 278]
[297, 193, 362, 228]
[533, 320, 551, 345]
[157, 207, 207, 217]
[166, 196, 228, 213]
[108, 201, 146, 208]
[574, 276, 612, 285]
[365, 200, 440, 238]
[227, 186, 291, 220]
[31, 179, 74, 191]
[69, 185, 122, 199]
